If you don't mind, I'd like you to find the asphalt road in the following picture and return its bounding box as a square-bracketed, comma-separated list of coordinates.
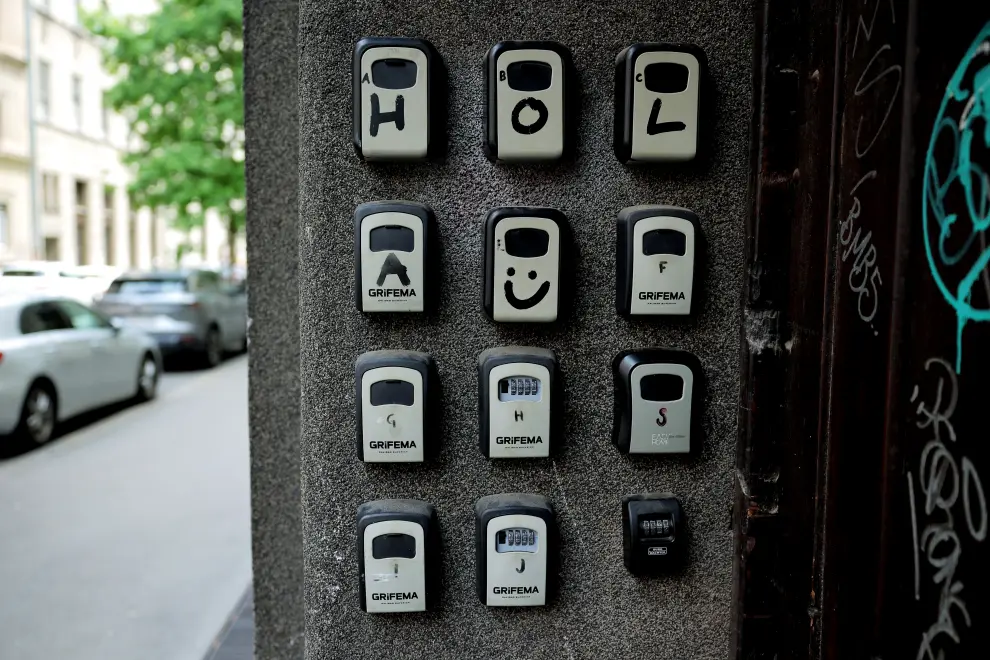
[0, 356, 251, 660]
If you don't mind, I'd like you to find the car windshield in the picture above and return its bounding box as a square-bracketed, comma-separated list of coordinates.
[109, 278, 188, 294]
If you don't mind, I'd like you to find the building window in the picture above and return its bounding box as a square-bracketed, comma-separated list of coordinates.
[38, 61, 51, 120]
[0, 202, 9, 249]
[42, 173, 59, 213]
[44, 237, 60, 261]
[72, 75, 83, 128]
[76, 180, 88, 265]
[104, 186, 115, 265]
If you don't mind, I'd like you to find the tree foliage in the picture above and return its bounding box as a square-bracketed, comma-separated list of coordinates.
[85, 0, 244, 260]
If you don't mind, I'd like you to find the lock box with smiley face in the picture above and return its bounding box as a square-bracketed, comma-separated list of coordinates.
[483, 207, 570, 323]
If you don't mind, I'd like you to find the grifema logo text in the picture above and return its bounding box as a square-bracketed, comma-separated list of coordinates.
[371, 592, 419, 601]
[495, 436, 543, 445]
[493, 586, 539, 595]
[369, 288, 417, 298]
[639, 291, 686, 301]
[369, 440, 417, 449]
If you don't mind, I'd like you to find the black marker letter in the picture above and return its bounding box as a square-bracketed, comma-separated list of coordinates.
[369, 94, 405, 137]
[646, 98, 686, 135]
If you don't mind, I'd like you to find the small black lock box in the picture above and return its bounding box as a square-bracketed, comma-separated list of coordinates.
[622, 493, 685, 574]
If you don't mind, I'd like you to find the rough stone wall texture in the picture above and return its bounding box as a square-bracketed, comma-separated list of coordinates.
[297, 1, 752, 657]
[244, 1, 304, 658]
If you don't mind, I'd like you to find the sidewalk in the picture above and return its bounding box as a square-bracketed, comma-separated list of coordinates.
[204, 587, 254, 660]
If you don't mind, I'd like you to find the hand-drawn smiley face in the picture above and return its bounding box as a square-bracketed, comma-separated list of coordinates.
[504, 266, 551, 309]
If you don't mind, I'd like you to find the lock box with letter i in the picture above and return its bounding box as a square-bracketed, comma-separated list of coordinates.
[483, 41, 576, 162]
[483, 207, 569, 323]
[358, 499, 440, 613]
[356, 350, 440, 463]
[614, 43, 708, 164]
[355, 201, 437, 314]
[353, 37, 446, 161]
[616, 205, 703, 318]
[478, 346, 559, 459]
[475, 493, 557, 607]
[612, 348, 703, 455]
[622, 493, 685, 574]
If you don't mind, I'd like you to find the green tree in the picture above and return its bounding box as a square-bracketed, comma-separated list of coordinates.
[85, 0, 244, 265]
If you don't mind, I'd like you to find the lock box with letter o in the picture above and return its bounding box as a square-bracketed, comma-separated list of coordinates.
[483, 41, 576, 162]
[612, 348, 703, 455]
[622, 493, 685, 574]
[356, 350, 440, 463]
[358, 499, 440, 613]
[483, 207, 569, 323]
[353, 37, 446, 161]
[614, 43, 707, 164]
[354, 201, 437, 314]
[616, 205, 703, 317]
[478, 346, 559, 459]
[475, 493, 556, 607]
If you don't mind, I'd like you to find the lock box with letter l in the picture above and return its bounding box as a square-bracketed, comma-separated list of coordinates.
[612, 348, 703, 455]
[356, 350, 440, 463]
[353, 37, 446, 161]
[616, 205, 703, 317]
[475, 493, 557, 607]
[483, 207, 570, 323]
[622, 493, 685, 574]
[613, 43, 708, 164]
[478, 346, 559, 459]
[483, 41, 576, 162]
[358, 499, 441, 613]
[354, 201, 437, 314]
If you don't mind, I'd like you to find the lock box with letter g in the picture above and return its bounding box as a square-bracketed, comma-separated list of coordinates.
[358, 499, 440, 613]
[354, 201, 437, 314]
[622, 493, 685, 574]
[612, 348, 703, 455]
[353, 37, 446, 161]
[475, 493, 557, 607]
[483, 41, 576, 162]
[478, 346, 559, 459]
[483, 207, 569, 323]
[356, 350, 440, 463]
[614, 43, 708, 164]
[616, 205, 703, 318]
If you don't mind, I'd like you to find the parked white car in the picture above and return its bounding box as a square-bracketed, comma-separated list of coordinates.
[0, 261, 96, 303]
[0, 293, 162, 446]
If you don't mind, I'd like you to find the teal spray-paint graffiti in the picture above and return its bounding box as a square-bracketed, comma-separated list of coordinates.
[923, 23, 990, 373]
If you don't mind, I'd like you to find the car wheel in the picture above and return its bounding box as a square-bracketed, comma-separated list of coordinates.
[16, 382, 57, 446]
[136, 354, 159, 402]
[202, 327, 223, 369]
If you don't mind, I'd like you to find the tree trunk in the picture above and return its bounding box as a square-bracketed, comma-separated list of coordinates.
[226, 215, 238, 266]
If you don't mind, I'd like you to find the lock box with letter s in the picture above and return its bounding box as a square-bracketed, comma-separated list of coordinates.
[356, 350, 440, 463]
[483, 41, 576, 162]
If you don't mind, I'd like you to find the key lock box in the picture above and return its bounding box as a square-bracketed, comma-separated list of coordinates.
[478, 347, 560, 459]
[622, 493, 686, 574]
[355, 350, 440, 463]
[612, 348, 703, 455]
[483, 41, 576, 162]
[613, 43, 708, 164]
[354, 201, 438, 314]
[358, 499, 441, 613]
[616, 205, 703, 317]
[353, 37, 446, 161]
[475, 494, 557, 607]
[483, 207, 570, 323]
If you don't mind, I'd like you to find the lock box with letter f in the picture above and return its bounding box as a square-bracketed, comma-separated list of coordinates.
[353, 37, 446, 161]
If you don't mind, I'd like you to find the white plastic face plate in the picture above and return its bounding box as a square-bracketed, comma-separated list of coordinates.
[361, 366, 424, 462]
[494, 49, 565, 161]
[491, 216, 561, 322]
[360, 46, 429, 160]
[629, 50, 701, 162]
[629, 362, 693, 453]
[629, 215, 695, 316]
[364, 520, 426, 613]
[360, 211, 424, 313]
[485, 514, 548, 606]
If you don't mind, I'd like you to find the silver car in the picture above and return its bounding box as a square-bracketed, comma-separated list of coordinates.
[95, 269, 248, 368]
[0, 294, 161, 446]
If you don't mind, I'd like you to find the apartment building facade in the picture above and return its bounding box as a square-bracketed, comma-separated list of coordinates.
[0, 0, 168, 268]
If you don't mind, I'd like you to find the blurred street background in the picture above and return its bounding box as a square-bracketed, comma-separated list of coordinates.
[0, 1, 251, 658]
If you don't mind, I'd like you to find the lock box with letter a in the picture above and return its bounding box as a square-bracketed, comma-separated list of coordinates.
[356, 350, 440, 463]
[483, 41, 576, 162]
[475, 493, 556, 607]
[614, 43, 707, 164]
[616, 205, 703, 317]
[622, 493, 685, 574]
[483, 207, 569, 323]
[353, 37, 446, 161]
[478, 346, 559, 459]
[358, 499, 440, 613]
[355, 201, 437, 313]
[612, 348, 703, 455]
